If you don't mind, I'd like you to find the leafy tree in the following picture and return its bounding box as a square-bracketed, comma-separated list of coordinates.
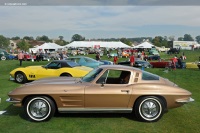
[36, 35, 51, 42]
[120, 38, 132, 46]
[168, 36, 175, 41]
[17, 40, 31, 52]
[0, 35, 9, 49]
[11, 36, 20, 40]
[178, 37, 184, 41]
[152, 36, 163, 47]
[59, 36, 64, 41]
[23, 36, 34, 40]
[195, 35, 200, 43]
[183, 34, 194, 41]
[71, 34, 85, 42]
[54, 40, 69, 46]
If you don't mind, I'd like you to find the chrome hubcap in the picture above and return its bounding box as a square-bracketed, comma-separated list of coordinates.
[16, 74, 23, 82]
[29, 100, 48, 118]
[141, 100, 159, 118]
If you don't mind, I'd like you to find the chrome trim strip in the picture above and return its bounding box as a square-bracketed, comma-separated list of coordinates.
[6, 98, 21, 103]
[176, 97, 195, 103]
[58, 108, 132, 113]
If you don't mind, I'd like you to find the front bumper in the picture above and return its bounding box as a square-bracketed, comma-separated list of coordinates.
[10, 75, 14, 81]
[176, 97, 195, 104]
[6, 98, 22, 107]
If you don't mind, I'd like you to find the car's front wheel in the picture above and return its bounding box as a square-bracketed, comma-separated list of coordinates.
[15, 72, 27, 83]
[134, 96, 165, 122]
[24, 96, 56, 122]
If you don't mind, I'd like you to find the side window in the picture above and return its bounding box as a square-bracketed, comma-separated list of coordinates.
[96, 69, 131, 84]
[142, 71, 159, 80]
[47, 62, 60, 69]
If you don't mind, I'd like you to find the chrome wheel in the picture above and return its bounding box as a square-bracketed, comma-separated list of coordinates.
[135, 96, 164, 122]
[25, 97, 55, 122]
[139, 99, 160, 119]
[29, 99, 49, 118]
[15, 72, 27, 83]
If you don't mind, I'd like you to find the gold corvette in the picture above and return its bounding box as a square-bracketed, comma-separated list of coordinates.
[7, 65, 194, 122]
[10, 60, 93, 83]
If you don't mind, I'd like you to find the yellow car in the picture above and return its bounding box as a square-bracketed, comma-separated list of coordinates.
[186, 62, 199, 68]
[10, 60, 93, 83]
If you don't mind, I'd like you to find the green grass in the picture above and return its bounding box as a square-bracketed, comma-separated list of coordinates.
[0, 50, 199, 133]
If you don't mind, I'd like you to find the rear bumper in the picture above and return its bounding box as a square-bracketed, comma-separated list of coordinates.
[176, 97, 195, 103]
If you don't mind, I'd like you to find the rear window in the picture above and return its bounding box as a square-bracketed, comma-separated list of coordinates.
[142, 71, 159, 80]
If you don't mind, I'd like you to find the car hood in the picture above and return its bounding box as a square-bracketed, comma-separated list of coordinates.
[73, 66, 93, 72]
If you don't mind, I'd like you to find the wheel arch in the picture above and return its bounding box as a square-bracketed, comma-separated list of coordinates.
[22, 94, 58, 112]
[60, 72, 72, 77]
[133, 95, 167, 111]
[15, 69, 29, 77]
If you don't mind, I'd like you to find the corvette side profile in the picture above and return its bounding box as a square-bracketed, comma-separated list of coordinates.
[7, 65, 194, 122]
[10, 60, 93, 83]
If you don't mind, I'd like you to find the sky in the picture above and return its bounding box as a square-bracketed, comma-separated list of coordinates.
[0, 1, 200, 41]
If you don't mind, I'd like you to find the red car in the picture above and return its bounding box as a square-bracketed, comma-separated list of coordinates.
[150, 61, 170, 68]
[24, 54, 36, 61]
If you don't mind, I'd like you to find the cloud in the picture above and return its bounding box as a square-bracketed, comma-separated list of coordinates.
[0, 6, 200, 40]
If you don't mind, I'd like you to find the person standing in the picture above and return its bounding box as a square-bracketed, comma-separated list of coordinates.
[113, 56, 118, 65]
[95, 53, 100, 61]
[18, 51, 24, 66]
[130, 54, 135, 67]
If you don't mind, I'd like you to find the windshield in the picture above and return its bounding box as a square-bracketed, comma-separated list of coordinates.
[82, 68, 103, 82]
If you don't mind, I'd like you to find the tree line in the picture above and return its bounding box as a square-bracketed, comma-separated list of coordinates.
[0, 34, 200, 52]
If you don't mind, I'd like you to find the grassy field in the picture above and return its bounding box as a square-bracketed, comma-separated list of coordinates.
[0, 50, 199, 133]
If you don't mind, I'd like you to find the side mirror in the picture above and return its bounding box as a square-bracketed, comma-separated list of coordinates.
[101, 82, 105, 87]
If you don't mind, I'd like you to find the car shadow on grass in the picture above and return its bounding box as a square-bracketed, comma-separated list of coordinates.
[54, 112, 138, 121]
[3, 105, 138, 122]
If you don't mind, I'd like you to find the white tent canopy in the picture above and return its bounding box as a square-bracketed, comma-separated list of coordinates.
[37, 43, 63, 51]
[134, 41, 154, 49]
[64, 41, 131, 48]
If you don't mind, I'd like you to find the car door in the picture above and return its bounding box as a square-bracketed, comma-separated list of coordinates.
[35, 62, 62, 79]
[84, 69, 132, 108]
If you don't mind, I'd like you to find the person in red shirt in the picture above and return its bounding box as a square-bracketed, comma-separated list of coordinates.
[130, 54, 135, 67]
[172, 55, 178, 70]
[113, 56, 118, 65]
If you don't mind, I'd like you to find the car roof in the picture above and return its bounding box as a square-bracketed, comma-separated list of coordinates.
[98, 65, 142, 71]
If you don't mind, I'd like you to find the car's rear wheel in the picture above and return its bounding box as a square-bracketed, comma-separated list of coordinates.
[15, 72, 27, 83]
[24, 96, 55, 122]
[60, 73, 72, 77]
[1, 56, 6, 60]
[134, 96, 164, 122]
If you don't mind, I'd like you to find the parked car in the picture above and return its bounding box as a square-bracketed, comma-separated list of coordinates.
[186, 62, 199, 69]
[197, 62, 200, 69]
[7, 65, 194, 122]
[118, 60, 152, 68]
[38, 53, 50, 61]
[0, 49, 13, 60]
[24, 53, 36, 61]
[148, 55, 160, 60]
[66, 56, 104, 68]
[100, 60, 114, 65]
[10, 60, 93, 83]
[121, 51, 130, 58]
[167, 48, 180, 54]
[150, 61, 186, 68]
[149, 48, 159, 55]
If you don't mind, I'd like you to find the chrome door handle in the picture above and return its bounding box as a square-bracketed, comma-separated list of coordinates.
[121, 90, 129, 93]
